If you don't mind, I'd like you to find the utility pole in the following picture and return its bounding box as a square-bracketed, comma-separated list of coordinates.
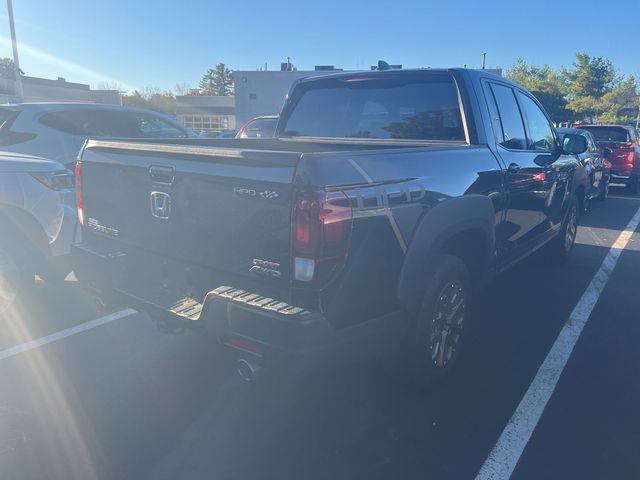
[6, 0, 23, 100]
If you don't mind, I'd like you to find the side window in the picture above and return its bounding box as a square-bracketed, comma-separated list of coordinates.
[135, 114, 188, 138]
[39, 111, 90, 135]
[487, 83, 527, 150]
[85, 111, 178, 138]
[517, 92, 555, 152]
[586, 134, 597, 153]
[40, 110, 188, 138]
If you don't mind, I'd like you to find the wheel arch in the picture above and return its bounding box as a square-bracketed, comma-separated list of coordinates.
[397, 195, 495, 316]
[0, 204, 50, 270]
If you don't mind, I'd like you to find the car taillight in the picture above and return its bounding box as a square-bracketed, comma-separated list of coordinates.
[292, 190, 352, 288]
[75, 160, 84, 226]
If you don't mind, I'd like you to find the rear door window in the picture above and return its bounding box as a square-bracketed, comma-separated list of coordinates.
[486, 83, 527, 150]
[39, 110, 93, 134]
[281, 72, 466, 142]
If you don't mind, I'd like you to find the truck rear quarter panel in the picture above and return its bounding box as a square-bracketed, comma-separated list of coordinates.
[296, 145, 505, 328]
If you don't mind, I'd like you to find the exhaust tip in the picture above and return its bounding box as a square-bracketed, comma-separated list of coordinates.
[236, 358, 263, 382]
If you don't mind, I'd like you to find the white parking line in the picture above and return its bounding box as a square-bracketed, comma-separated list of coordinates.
[0, 308, 137, 362]
[476, 205, 640, 480]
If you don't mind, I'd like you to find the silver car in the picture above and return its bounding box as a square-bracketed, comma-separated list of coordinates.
[0, 103, 193, 168]
[0, 152, 78, 313]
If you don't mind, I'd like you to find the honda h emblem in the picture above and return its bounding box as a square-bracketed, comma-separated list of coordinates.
[150, 191, 171, 219]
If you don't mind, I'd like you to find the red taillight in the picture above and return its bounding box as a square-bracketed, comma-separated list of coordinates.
[292, 190, 352, 287]
[75, 160, 84, 226]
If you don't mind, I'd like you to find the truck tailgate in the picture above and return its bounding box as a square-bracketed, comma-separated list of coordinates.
[79, 140, 300, 288]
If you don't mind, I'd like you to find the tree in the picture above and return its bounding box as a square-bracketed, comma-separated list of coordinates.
[199, 63, 234, 96]
[173, 82, 192, 96]
[122, 86, 176, 115]
[0, 57, 20, 80]
[561, 53, 617, 123]
[598, 76, 639, 124]
[506, 59, 571, 123]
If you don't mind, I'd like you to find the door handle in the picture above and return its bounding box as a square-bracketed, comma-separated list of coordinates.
[507, 163, 521, 172]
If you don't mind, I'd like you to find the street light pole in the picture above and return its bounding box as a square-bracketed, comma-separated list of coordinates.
[6, 0, 23, 101]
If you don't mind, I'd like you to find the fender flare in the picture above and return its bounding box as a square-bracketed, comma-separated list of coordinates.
[397, 195, 496, 315]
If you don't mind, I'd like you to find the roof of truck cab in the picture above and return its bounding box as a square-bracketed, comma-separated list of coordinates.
[294, 67, 522, 89]
[576, 124, 635, 129]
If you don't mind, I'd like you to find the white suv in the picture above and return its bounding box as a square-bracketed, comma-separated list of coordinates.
[0, 152, 78, 313]
[0, 103, 193, 168]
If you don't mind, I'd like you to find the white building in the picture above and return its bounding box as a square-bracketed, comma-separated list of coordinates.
[234, 66, 346, 127]
[175, 95, 235, 133]
[0, 75, 121, 104]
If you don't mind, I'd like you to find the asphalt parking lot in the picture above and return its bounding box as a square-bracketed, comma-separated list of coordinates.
[1, 188, 639, 480]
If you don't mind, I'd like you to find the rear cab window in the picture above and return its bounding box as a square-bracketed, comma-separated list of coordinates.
[578, 126, 631, 144]
[280, 72, 467, 142]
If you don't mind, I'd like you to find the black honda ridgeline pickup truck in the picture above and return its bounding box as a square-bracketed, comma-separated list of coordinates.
[73, 68, 589, 386]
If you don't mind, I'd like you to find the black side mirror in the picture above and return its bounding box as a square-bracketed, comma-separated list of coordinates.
[562, 134, 588, 155]
[602, 147, 612, 159]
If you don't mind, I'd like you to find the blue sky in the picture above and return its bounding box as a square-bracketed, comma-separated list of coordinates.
[0, 0, 638, 92]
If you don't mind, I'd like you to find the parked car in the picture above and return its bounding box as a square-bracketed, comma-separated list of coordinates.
[214, 129, 238, 138]
[0, 152, 77, 313]
[197, 129, 238, 138]
[0, 103, 195, 169]
[235, 115, 278, 138]
[575, 125, 640, 193]
[556, 127, 611, 208]
[73, 68, 588, 388]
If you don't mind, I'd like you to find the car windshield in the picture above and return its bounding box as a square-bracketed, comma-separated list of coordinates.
[579, 126, 630, 143]
[281, 73, 466, 141]
[0, 107, 16, 127]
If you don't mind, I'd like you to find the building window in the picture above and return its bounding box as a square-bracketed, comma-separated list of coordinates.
[180, 115, 230, 132]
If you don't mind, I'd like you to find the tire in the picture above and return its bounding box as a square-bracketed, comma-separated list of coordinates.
[583, 193, 591, 213]
[39, 261, 72, 284]
[0, 235, 34, 315]
[626, 175, 640, 195]
[545, 194, 579, 262]
[596, 179, 609, 202]
[390, 254, 473, 390]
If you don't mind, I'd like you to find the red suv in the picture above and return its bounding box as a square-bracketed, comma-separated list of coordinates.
[576, 125, 640, 193]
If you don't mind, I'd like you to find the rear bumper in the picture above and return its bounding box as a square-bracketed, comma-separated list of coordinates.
[72, 242, 405, 369]
[610, 167, 640, 183]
